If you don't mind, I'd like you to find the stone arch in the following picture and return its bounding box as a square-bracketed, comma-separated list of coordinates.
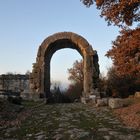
[30, 32, 99, 99]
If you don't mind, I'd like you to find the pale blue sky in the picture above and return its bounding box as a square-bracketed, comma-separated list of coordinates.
[0, 0, 119, 85]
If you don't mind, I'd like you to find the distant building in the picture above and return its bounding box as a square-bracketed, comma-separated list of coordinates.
[0, 74, 30, 93]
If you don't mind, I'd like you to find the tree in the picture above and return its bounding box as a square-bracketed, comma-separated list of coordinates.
[81, 0, 140, 26]
[51, 80, 61, 91]
[98, 73, 107, 92]
[67, 59, 100, 99]
[106, 66, 136, 98]
[81, 0, 140, 78]
[65, 83, 82, 102]
[49, 81, 71, 103]
[25, 70, 30, 76]
[66, 60, 83, 101]
[67, 60, 83, 84]
[106, 27, 140, 77]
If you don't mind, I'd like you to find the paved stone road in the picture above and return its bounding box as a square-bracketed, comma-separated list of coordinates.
[1, 103, 140, 140]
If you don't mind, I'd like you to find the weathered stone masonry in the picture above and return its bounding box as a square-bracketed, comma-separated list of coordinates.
[30, 32, 99, 98]
[0, 74, 29, 92]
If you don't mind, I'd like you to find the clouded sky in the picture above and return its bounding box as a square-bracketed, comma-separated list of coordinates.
[0, 0, 119, 86]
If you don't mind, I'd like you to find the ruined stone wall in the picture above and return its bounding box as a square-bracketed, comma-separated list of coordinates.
[0, 74, 30, 93]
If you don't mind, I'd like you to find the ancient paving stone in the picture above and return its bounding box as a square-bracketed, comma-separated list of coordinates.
[1, 103, 140, 140]
[96, 98, 108, 107]
[103, 135, 112, 140]
[52, 134, 63, 140]
[98, 128, 110, 132]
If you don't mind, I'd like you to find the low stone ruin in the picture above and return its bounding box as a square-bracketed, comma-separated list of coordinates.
[81, 93, 129, 109]
[135, 91, 140, 98]
[108, 98, 123, 109]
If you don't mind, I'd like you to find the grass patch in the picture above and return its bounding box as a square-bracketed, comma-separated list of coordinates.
[22, 100, 42, 108]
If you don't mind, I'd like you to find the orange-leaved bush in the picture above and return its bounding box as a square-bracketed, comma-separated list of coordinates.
[106, 28, 140, 77]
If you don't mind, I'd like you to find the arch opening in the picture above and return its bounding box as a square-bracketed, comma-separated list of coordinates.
[50, 48, 82, 91]
[44, 39, 84, 98]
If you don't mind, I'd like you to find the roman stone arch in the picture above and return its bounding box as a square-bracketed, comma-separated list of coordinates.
[30, 32, 99, 99]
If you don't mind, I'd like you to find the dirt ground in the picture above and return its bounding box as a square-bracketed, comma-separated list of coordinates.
[113, 97, 140, 130]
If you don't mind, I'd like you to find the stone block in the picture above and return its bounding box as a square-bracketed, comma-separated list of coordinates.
[81, 97, 86, 104]
[0, 94, 5, 99]
[96, 98, 108, 107]
[81, 96, 96, 104]
[86, 94, 97, 104]
[20, 90, 30, 99]
[135, 92, 140, 98]
[108, 98, 123, 109]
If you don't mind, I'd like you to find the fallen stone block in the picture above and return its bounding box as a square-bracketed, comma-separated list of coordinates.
[81, 97, 86, 104]
[135, 92, 140, 98]
[96, 98, 108, 107]
[81, 96, 96, 104]
[108, 98, 123, 109]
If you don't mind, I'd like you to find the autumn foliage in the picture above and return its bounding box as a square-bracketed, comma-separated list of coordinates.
[68, 60, 83, 84]
[81, 0, 140, 26]
[82, 0, 140, 86]
[106, 28, 140, 77]
[66, 60, 83, 101]
[106, 67, 137, 98]
[114, 99, 140, 129]
[65, 83, 82, 102]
